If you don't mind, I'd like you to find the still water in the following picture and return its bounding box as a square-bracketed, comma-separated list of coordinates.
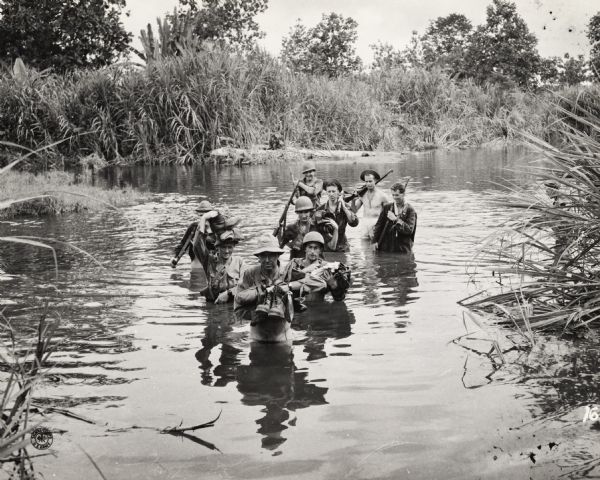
[2, 147, 600, 479]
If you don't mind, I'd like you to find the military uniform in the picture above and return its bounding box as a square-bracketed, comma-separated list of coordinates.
[192, 233, 244, 302]
[373, 202, 417, 254]
[316, 201, 359, 252]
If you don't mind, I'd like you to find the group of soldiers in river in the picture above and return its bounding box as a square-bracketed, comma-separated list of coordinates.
[170, 162, 417, 328]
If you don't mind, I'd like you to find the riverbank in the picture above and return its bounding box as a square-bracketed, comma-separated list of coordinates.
[0, 46, 568, 168]
[0, 171, 147, 219]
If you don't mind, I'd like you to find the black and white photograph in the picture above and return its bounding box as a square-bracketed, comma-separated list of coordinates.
[1, 0, 600, 478]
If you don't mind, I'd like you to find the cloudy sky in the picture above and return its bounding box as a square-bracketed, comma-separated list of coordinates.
[122, 0, 598, 63]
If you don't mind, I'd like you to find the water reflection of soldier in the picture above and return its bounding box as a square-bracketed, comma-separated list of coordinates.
[236, 342, 328, 450]
[194, 315, 242, 387]
[293, 301, 356, 362]
[377, 254, 419, 309]
[316, 179, 359, 252]
[280, 196, 338, 260]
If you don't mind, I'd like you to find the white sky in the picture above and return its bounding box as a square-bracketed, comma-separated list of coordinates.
[122, 0, 599, 62]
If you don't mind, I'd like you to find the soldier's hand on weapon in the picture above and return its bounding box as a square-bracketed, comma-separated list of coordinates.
[214, 291, 230, 304]
[170, 257, 178, 268]
[387, 211, 398, 222]
[203, 210, 220, 219]
[325, 218, 338, 230]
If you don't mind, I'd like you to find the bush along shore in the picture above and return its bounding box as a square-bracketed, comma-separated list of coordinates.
[0, 45, 584, 167]
[461, 95, 600, 336]
[0, 170, 147, 219]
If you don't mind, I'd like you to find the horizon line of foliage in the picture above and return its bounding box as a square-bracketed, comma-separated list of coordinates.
[0, 43, 565, 167]
[1, 0, 599, 89]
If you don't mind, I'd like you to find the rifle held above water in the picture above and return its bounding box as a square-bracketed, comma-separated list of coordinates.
[273, 180, 300, 239]
[343, 169, 394, 203]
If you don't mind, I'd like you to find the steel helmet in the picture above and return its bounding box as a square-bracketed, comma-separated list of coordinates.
[301, 161, 316, 174]
[295, 196, 314, 212]
[302, 231, 324, 246]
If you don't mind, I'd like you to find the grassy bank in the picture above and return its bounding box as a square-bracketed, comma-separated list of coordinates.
[0, 45, 566, 166]
[462, 94, 600, 335]
[0, 171, 147, 218]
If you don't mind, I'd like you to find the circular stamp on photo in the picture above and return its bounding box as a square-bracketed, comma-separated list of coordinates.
[31, 426, 53, 450]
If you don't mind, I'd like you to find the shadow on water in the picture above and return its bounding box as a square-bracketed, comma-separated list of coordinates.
[192, 253, 419, 452]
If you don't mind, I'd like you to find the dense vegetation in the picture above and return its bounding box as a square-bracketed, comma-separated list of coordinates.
[0, 45, 567, 166]
[0, 0, 598, 168]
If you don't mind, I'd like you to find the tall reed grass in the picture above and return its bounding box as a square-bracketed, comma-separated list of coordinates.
[0, 46, 557, 166]
[462, 93, 600, 334]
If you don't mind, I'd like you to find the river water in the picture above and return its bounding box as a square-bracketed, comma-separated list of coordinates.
[1, 147, 600, 479]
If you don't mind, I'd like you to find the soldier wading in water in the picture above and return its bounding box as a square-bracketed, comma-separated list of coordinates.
[292, 161, 323, 208]
[351, 169, 390, 240]
[234, 234, 326, 322]
[280, 195, 338, 260]
[282, 231, 351, 302]
[372, 181, 417, 254]
[191, 212, 245, 304]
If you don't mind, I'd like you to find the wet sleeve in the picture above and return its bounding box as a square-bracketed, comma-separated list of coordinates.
[234, 269, 261, 307]
[173, 223, 196, 256]
[344, 202, 359, 227]
[391, 206, 416, 235]
[290, 272, 327, 294]
[191, 231, 210, 272]
[314, 179, 323, 196]
[280, 224, 296, 248]
[372, 208, 388, 244]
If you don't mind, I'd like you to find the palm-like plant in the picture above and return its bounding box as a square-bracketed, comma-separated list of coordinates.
[462, 96, 600, 333]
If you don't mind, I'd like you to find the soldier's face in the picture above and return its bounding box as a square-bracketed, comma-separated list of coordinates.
[297, 210, 312, 222]
[259, 253, 279, 273]
[217, 244, 234, 260]
[364, 175, 375, 190]
[305, 243, 322, 262]
[304, 170, 315, 182]
[326, 186, 340, 202]
[391, 190, 405, 204]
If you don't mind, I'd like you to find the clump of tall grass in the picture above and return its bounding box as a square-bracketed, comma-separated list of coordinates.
[0, 170, 147, 219]
[462, 95, 600, 334]
[0, 308, 55, 474]
[0, 47, 558, 166]
[368, 67, 549, 150]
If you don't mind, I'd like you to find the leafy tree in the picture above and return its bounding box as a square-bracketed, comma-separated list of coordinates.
[587, 12, 600, 80]
[177, 0, 268, 51]
[561, 54, 589, 86]
[281, 13, 362, 77]
[464, 0, 540, 87]
[370, 42, 405, 70]
[421, 13, 472, 76]
[0, 0, 131, 71]
[539, 55, 588, 87]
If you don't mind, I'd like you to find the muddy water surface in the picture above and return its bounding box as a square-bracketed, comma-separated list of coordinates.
[2, 147, 600, 479]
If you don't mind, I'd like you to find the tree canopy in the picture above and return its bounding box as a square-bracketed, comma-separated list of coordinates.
[421, 14, 472, 76]
[464, 0, 540, 87]
[0, 0, 131, 71]
[177, 0, 268, 51]
[281, 12, 361, 77]
[588, 12, 600, 80]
